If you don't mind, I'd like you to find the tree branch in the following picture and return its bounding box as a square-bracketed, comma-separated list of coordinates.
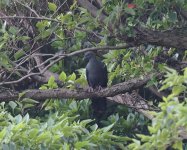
[0, 16, 60, 23]
[135, 26, 187, 50]
[0, 73, 158, 101]
[77, 0, 187, 49]
[15, 0, 40, 17]
[0, 45, 131, 86]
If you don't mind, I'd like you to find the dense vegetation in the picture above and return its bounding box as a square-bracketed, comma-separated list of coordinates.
[0, 0, 187, 149]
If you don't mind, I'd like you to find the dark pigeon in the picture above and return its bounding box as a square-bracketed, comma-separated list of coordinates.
[84, 51, 108, 119]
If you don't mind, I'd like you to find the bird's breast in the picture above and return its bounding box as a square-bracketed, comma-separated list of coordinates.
[86, 60, 107, 88]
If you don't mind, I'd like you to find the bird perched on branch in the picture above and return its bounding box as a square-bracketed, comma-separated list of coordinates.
[83, 51, 108, 119]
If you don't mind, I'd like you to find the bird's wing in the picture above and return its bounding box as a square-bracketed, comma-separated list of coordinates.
[102, 62, 108, 87]
[86, 67, 91, 86]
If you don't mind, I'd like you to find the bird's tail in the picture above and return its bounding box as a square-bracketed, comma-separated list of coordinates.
[91, 97, 107, 120]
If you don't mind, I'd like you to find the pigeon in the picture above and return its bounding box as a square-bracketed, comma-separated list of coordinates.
[84, 51, 108, 119]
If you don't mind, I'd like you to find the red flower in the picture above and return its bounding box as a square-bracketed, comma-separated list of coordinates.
[127, 4, 136, 9]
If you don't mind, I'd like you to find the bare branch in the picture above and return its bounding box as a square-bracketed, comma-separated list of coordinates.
[41, 44, 131, 72]
[108, 91, 159, 120]
[0, 16, 60, 23]
[15, 0, 40, 17]
[0, 44, 131, 86]
[51, 0, 68, 17]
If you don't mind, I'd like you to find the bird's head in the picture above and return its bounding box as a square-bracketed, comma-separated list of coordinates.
[83, 51, 96, 62]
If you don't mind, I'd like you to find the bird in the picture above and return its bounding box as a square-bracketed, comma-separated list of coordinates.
[83, 51, 108, 120]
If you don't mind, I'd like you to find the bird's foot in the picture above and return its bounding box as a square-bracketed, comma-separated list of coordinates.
[86, 87, 94, 92]
[96, 85, 103, 91]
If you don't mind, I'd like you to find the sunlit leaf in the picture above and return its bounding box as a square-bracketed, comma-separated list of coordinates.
[48, 2, 57, 12]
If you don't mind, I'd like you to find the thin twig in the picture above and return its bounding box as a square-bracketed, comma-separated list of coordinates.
[0, 16, 60, 23]
[51, 0, 68, 17]
[15, 0, 40, 17]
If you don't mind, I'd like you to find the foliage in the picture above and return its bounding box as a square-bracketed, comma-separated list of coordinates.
[1, 67, 186, 149]
[0, 71, 133, 149]
[129, 68, 187, 149]
[0, 103, 130, 149]
[0, 0, 186, 149]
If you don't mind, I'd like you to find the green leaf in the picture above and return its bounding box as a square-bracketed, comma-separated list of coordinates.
[123, 51, 131, 60]
[22, 98, 39, 104]
[39, 85, 48, 90]
[36, 131, 51, 143]
[172, 85, 185, 96]
[0, 42, 5, 49]
[23, 113, 30, 122]
[2, 21, 7, 33]
[48, 76, 55, 85]
[9, 26, 19, 34]
[0, 52, 11, 68]
[9, 101, 17, 110]
[23, 103, 35, 109]
[62, 143, 70, 150]
[125, 8, 135, 15]
[14, 50, 25, 60]
[80, 119, 93, 127]
[48, 2, 57, 12]
[1, 102, 5, 108]
[75, 141, 96, 149]
[36, 21, 50, 31]
[0, 128, 6, 140]
[132, 139, 140, 145]
[59, 71, 67, 82]
[102, 123, 114, 132]
[148, 126, 157, 134]
[18, 36, 30, 41]
[18, 91, 26, 99]
[69, 101, 78, 110]
[40, 29, 52, 39]
[48, 76, 58, 88]
[29, 129, 39, 138]
[68, 72, 76, 81]
[15, 115, 22, 123]
[90, 124, 98, 131]
[173, 141, 183, 150]
[13, 122, 25, 131]
[137, 134, 150, 142]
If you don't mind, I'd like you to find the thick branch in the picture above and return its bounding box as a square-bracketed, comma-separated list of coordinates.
[135, 26, 187, 50]
[0, 74, 157, 101]
[77, 1, 187, 49]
